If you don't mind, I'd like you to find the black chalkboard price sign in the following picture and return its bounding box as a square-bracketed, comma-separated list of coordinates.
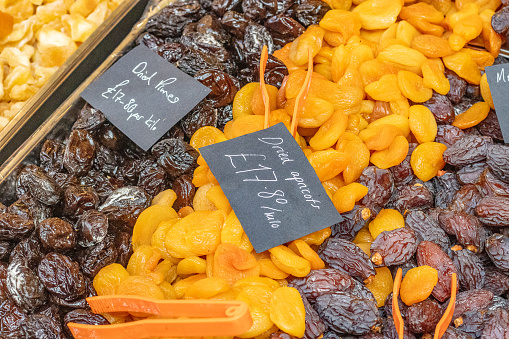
[200, 123, 343, 253]
[81, 44, 211, 151]
[485, 64, 509, 143]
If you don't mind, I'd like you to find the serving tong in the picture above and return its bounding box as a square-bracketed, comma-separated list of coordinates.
[68, 296, 252, 339]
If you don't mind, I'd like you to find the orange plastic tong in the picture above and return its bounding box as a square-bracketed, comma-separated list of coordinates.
[392, 268, 457, 339]
[68, 295, 253, 339]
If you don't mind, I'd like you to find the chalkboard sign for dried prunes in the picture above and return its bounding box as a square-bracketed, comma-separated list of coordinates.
[200, 123, 342, 253]
[81, 44, 211, 151]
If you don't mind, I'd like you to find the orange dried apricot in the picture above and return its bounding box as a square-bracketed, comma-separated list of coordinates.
[151, 189, 177, 207]
[289, 25, 325, 66]
[369, 113, 410, 136]
[184, 277, 230, 299]
[400, 265, 438, 306]
[299, 227, 332, 246]
[377, 44, 427, 75]
[351, 0, 403, 30]
[365, 267, 394, 307]
[452, 101, 490, 129]
[410, 142, 447, 181]
[341, 138, 370, 184]
[480, 9, 503, 57]
[233, 277, 280, 291]
[173, 274, 207, 299]
[269, 287, 306, 337]
[258, 259, 290, 280]
[332, 182, 369, 213]
[411, 34, 453, 58]
[369, 208, 405, 239]
[461, 47, 495, 70]
[151, 219, 178, 260]
[397, 71, 433, 103]
[359, 124, 405, 151]
[309, 110, 348, 150]
[190, 126, 226, 150]
[269, 245, 311, 277]
[443, 51, 482, 85]
[237, 304, 274, 338]
[232, 82, 259, 120]
[421, 59, 451, 95]
[205, 184, 232, 214]
[365, 73, 402, 101]
[184, 210, 224, 256]
[116, 275, 165, 300]
[409, 105, 437, 143]
[93, 264, 130, 296]
[251, 85, 278, 115]
[288, 239, 325, 270]
[127, 245, 162, 277]
[213, 243, 260, 285]
[307, 149, 349, 182]
[231, 115, 265, 138]
[320, 10, 362, 45]
[353, 224, 374, 244]
[370, 135, 409, 169]
[480, 73, 494, 109]
[132, 205, 178, 251]
[285, 96, 335, 128]
[396, 20, 420, 46]
[177, 256, 207, 275]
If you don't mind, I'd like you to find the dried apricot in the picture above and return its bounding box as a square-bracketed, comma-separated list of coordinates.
[365, 73, 402, 101]
[309, 110, 348, 150]
[269, 245, 311, 277]
[397, 71, 433, 103]
[177, 256, 207, 275]
[400, 265, 438, 306]
[184, 277, 230, 299]
[289, 26, 325, 66]
[369, 209, 405, 239]
[370, 135, 409, 169]
[269, 287, 306, 337]
[410, 34, 453, 58]
[410, 142, 447, 181]
[377, 44, 427, 75]
[421, 59, 451, 95]
[213, 243, 260, 285]
[332, 183, 369, 213]
[365, 266, 393, 307]
[288, 239, 325, 270]
[93, 264, 130, 296]
[480, 73, 494, 109]
[443, 51, 482, 85]
[116, 276, 165, 300]
[352, 0, 403, 30]
[307, 149, 349, 181]
[132, 205, 178, 251]
[409, 105, 437, 143]
[452, 101, 490, 129]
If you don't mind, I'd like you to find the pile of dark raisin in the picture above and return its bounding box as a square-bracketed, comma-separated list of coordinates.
[0, 0, 334, 337]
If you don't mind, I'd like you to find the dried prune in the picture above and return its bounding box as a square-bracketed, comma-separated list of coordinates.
[265, 14, 305, 44]
[72, 103, 105, 131]
[10, 237, 44, 269]
[196, 14, 230, 44]
[452, 249, 485, 291]
[196, 70, 240, 108]
[449, 184, 483, 215]
[287, 268, 357, 303]
[221, 11, 251, 39]
[242, 0, 275, 21]
[436, 125, 465, 148]
[180, 102, 218, 138]
[445, 69, 467, 104]
[358, 166, 394, 210]
[152, 139, 199, 179]
[483, 266, 509, 296]
[442, 136, 493, 167]
[441, 327, 475, 339]
[434, 172, 461, 209]
[38, 218, 76, 252]
[331, 205, 372, 241]
[181, 30, 230, 63]
[93, 143, 119, 177]
[393, 183, 434, 213]
[38, 252, 85, 302]
[172, 174, 196, 211]
[40, 139, 65, 173]
[423, 92, 455, 124]
[217, 103, 233, 128]
[476, 196, 509, 227]
[0, 299, 27, 338]
[438, 210, 485, 252]
[243, 24, 275, 57]
[370, 227, 418, 267]
[486, 144, 509, 183]
[79, 235, 118, 277]
[314, 291, 381, 335]
[251, 54, 289, 88]
[9, 194, 51, 226]
[485, 233, 509, 273]
[407, 298, 442, 333]
[62, 185, 100, 219]
[98, 186, 151, 231]
[16, 165, 61, 205]
[416, 241, 458, 302]
[211, 0, 242, 17]
[75, 210, 108, 247]
[51, 172, 79, 191]
[457, 163, 487, 185]
[139, 32, 165, 50]
[382, 317, 416, 339]
[318, 238, 376, 282]
[477, 168, 509, 198]
[0, 241, 11, 261]
[491, 6, 509, 35]
[0, 212, 34, 241]
[390, 155, 415, 187]
[25, 314, 64, 339]
[81, 170, 123, 203]
[7, 259, 47, 312]
[63, 309, 109, 337]
[97, 124, 125, 151]
[177, 47, 224, 76]
[146, 1, 201, 38]
[114, 231, 132, 267]
[477, 109, 504, 141]
[294, 0, 330, 27]
[301, 293, 326, 339]
[137, 162, 167, 197]
[63, 129, 96, 176]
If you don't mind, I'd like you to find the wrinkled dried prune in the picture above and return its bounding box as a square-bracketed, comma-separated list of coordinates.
[393, 183, 434, 213]
[75, 210, 108, 247]
[38, 252, 86, 302]
[486, 144, 509, 183]
[483, 266, 509, 296]
[221, 11, 251, 38]
[152, 139, 199, 179]
[314, 291, 380, 335]
[423, 92, 455, 124]
[445, 69, 467, 104]
[370, 227, 418, 267]
[62, 185, 100, 219]
[139, 32, 165, 50]
[438, 210, 485, 252]
[16, 165, 61, 206]
[449, 184, 483, 215]
[434, 172, 461, 208]
[457, 163, 487, 185]
[452, 249, 485, 290]
[243, 24, 275, 57]
[384, 293, 408, 320]
[0, 299, 27, 338]
[172, 174, 196, 211]
[196, 14, 230, 44]
[358, 166, 394, 210]
[80, 170, 123, 203]
[217, 103, 233, 128]
[63, 129, 96, 176]
[137, 162, 167, 197]
[331, 205, 372, 241]
[98, 187, 151, 231]
[146, 1, 202, 38]
[0, 241, 11, 261]
[114, 231, 132, 267]
[294, 0, 330, 27]
[25, 314, 64, 339]
[250, 54, 289, 88]
[301, 292, 326, 339]
[442, 136, 493, 167]
[287, 268, 357, 303]
[63, 309, 109, 337]
[211, 0, 242, 17]
[38, 218, 76, 252]
[93, 143, 119, 177]
[9, 194, 52, 226]
[7, 259, 47, 312]
[72, 103, 105, 131]
[482, 308, 509, 339]
[485, 233, 509, 273]
[97, 124, 125, 151]
[40, 139, 65, 173]
[265, 14, 304, 42]
[79, 235, 118, 277]
[195, 70, 240, 107]
[436, 125, 466, 148]
[476, 196, 509, 227]
[180, 102, 218, 138]
[51, 172, 79, 191]
[0, 212, 34, 241]
[177, 47, 224, 76]
[318, 238, 376, 282]
[416, 241, 458, 302]
[242, 0, 275, 21]
[407, 298, 442, 333]
[477, 168, 509, 197]
[477, 109, 504, 141]
[10, 237, 44, 269]
[447, 289, 493, 321]
[181, 30, 230, 63]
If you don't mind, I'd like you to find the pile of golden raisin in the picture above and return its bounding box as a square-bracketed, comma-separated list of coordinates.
[94, 0, 503, 337]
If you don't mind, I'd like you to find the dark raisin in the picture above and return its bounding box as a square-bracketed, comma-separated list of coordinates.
[382, 317, 416, 339]
[358, 166, 394, 210]
[393, 183, 434, 213]
[330, 205, 372, 241]
[416, 241, 458, 302]
[441, 326, 475, 339]
[483, 266, 509, 296]
[476, 196, 509, 227]
[62, 185, 100, 219]
[438, 210, 485, 252]
[294, 0, 330, 27]
[72, 103, 105, 131]
[485, 233, 509, 273]
[434, 172, 461, 208]
[97, 187, 151, 231]
[114, 231, 132, 267]
[491, 6, 509, 35]
[16, 165, 61, 206]
[38, 218, 76, 252]
[318, 238, 376, 282]
[370, 227, 418, 267]
[79, 235, 118, 277]
[423, 92, 455, 124]
[301, 292, 326, 339]
[406, 298, 442, 333]
[172, 174, 196, 211]
[456, 162, 487, 185]
[75, 210, 108, 247]
[449, 184, 483, 215]
[445, 69, 467, 104]
[7, 258, 47, 312]
[0, 212, 34, 241]
[482, 308, 509, 338]
[314, 291, 381, 335]
[452, 248, 485, 290]
[486, 144, 509, 183]
[390, 155, 415, 187]
[63, 129, 96, 176]
[446, 289, 493, 321]
[442, 135, 493, 167]
[477, 109, 504, 141]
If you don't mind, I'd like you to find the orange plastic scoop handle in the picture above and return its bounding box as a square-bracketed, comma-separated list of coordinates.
[68, 296, 253, 339]
[260, 45, 270, 129]
[392, 268, 404, 339]
[291, 47, 313, 138]
[434, 273, 458, 339]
